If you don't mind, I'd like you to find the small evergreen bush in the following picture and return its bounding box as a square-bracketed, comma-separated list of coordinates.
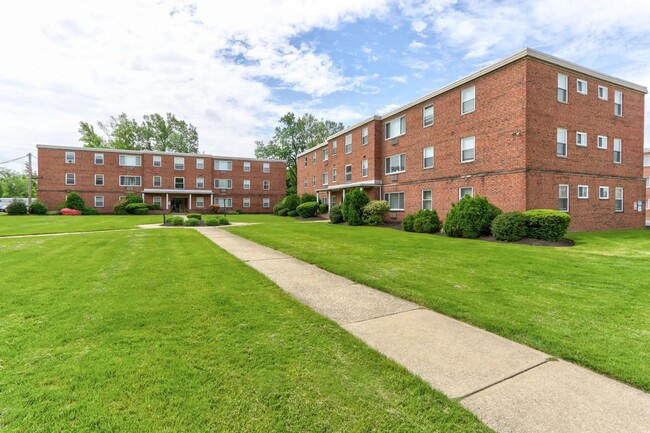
[277, 208, 288, 216]
[491, 211, 527, 241]
[362, 200, 391, 226]
[300, 193, 316, 204]
[273, 202, 286, 215]
[208, 204, 220, 214]
[145, 203, 161, 211]
[167, 216, 184, 226]
[28, 201, 48, 215]
[6, 199, 27, 215]
[184, 218, 200, 226]
[82, 208, 100, 215]
[133, 207, 148, 215]
[319, 203, 329, 214]
[443, 195, 502, 239]
[342, 189, 370, 226]
[403, 209, 441, 233]
[65, 192, 86, 212]
[329, 205, 343, 224]
[284, 194, 301, 211]
[125, 203, 149, 214]
[187, 213, 202, 220]
[523, 209, 572, 241]
[205, 215, 230, 226]
[287, 210, 298, 217]
[296, 201, 319, 218]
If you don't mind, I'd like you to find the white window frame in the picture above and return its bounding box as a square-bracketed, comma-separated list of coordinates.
[214, 179, 233, 189]
[243, 161, 251, 172]
[322, 148, 328, 161]
[576, 79, 588, 95]
[644, 154, 650, 167]
[304, 157, 308, 167]
[214, 160, 232, 171]
[385, 153, 406, 174]
[598, 86, 608, 100]
[361, 127, 368, 145]
[196, 177, 204, 189]
[312, 175, 316, 187]
[303, 178, 307, 189]
[174, 157, 185, 170]
[615, 187, 623, 212]
[597, 135, 608, 150]
[65, 173, 75, 185]
[557, 128, 568, 157]
[646, 177, 650, 188]
[322, 172, 329, 185]
[332, 168, 337, 183]
[94, 196, 104, 208]
[345, 134, 352, 154]
[94, 153, 104, 165]
[153, 196, 162, 206]
[243, 198, 251, 208]
[262, 162, 269, 173]
[599, 186, 609, 200]
[312, 152, 317, 164]
[613, 138, 622, 163]
[559, 184, 569, 212]
[263, 198, 270, 208]
[65, 152, 75, 164]
[461, 86, 475, 114]
[576, 131, 587, 147]
[423, 104, 434, 127]
[332, 140, 337, 155]
[614, 91, 623, 116]
[196, 196, 205, 208]
[153, 155, 162, 167]
[119, 154, 142, 167]
[423, 146, 434, 169]
[119, 175, 142, 187]
[174, 177, 184, 190]
[421, 190, 432, 210]
[94, 174, 104, 186]
[361, 159, 368, 178]
[214, 197, 232, 208]
[243, 179, 250, 190]
[345, 164, 352, 183]
[153, 176, 162, 187]
[459, 187, 473, 200]
[385, 115, 406, 140]
[461, 136, 475, 163]
[577, 185, 589, 199]
[558, 73, 568, 103]
[196, 158, 204, 170]
[263, 180, 270, 190]
[384, 192, 404, 211]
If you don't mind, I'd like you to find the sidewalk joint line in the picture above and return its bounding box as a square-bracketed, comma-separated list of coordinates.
[343, 306, 424, 326]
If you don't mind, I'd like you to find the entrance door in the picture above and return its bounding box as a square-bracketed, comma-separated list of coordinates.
[170, 197, 188, 213]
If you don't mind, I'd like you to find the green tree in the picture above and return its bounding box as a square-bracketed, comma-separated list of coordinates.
[255, 112, 344, 194]
[78, 112, 199, 153]
[0, 167, 36, 198]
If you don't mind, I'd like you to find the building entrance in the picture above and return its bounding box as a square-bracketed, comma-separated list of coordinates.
[170, 197, 188, 213]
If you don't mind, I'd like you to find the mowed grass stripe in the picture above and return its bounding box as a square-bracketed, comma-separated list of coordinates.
[0, 214, 164, 236]
[226, 221, 650, 391]
[0, 229, 490, 432]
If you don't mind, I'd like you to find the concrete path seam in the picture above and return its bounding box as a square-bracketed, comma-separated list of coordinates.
[342, 306, 425, 325]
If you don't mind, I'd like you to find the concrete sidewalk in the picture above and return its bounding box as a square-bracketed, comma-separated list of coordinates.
[194, 226, 650, 433]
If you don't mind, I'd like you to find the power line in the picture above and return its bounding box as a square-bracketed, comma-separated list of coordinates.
[0, 154, 29, 165]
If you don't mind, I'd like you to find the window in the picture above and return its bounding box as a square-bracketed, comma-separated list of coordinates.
[423, 104, 434, 127]
[614, 91, 623, 116]
[322, 148, 328, 161]
[384, 192, 404, 210]
[644, 154, 650, 166]
[303, 178, 307, 189]
[244, 161, 251, 172]
[196, 196, 204, 208]
[94, 196, 104, 208]
[196, 158, 204, 169]
[558, 73, 568, 103]
[263, 180, 270, 190]
[577, 79, 588, 94]
[214, 179, 232, 189]
[599, 186, 609, 199]
[362, 127, 368, 145]
[422, 190, 432, 210]
[578, 185, 589, 199]
[94, 174, 104, 186]
[385, 116, 406, 140]
[461, 86, 475, 114]
[312, 175, 316, 187]
[613, 139, 622, 163]
[647, 199, 650, 210]
[304, 157, 308, 167]
[345, 134, 352, 154]
[214, 198, 232, 208]
[119, 176, 141, 187]
[263, 162, 270, 173]
[576, 132, 587, 147]
[153, 176, 162, 187]
[263, 198, 270, 208]
[423, 146, 434, 168]
[243, 179, 250, 189]
[557, 128, 568, 157]
[345, 165, 352, 183]
[646, 177, 650, 188]
[322, 172, 329, 185]
[461, 136, 475, 162]
[65, 152, 75, 163]
[94, 153, 104, 165]
[559, 184, 569, 211]
[119, 155, 141, 166]
[332, 140, 337, 155]
[459, 187, 473, 199]
[65, 173, 75, 185]
[597, 135, 608, 149]
[214, 160, 232, 171]
[153, 196, 161, 206]
[385, 154, 406, 175]
[243, 198, 251, 208]
[615, 187, 623, 212]
[598, 86, 608, 100]
[196, 177, 204, 189]
[174, 177, 184, 189]
[332, 168, 337, 183]
[312, 152, 317, 164]
[153, 155, 161, 167]
[174, 157, 184, 170]
[361, 159, 368, 177]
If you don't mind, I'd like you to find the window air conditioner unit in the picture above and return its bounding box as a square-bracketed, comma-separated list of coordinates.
[391, 175, 398, 182]
[390, 212, 397, 219]
[220, 189, 227, 194]
[391, 138, 399, 146]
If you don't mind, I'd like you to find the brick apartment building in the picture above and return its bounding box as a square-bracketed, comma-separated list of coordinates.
[645, 148, 650, 220]
[37, 145, 286, 213]
[298, 48, 647, 231]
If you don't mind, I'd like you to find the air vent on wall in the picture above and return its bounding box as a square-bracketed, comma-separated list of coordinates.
[391, 175, 398, 182]
[391, 138, 399, 146]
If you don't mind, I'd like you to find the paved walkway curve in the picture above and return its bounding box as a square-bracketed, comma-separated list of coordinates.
[194, 226, 650, 433]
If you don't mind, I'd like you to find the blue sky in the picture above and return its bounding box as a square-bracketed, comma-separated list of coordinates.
[1, 0, 649, 172]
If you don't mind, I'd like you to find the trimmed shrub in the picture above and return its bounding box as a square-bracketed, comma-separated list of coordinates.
[184, 218, 200, 226]
[300, 193, 316, 204]
[285, 194, 301, 211]
[65, 192, 86, 212]
[82, 207, 100, 215]
[133, 207, 148, 215]
[28, 201, 48, 215]
[329, 204, 343, 224]
[403, 209, 441, 233]
[362, 200, 391, 226]
[342, 189, 370, 226]
[167, 216, 184, 226]
[145, 203, 161, 211]
[319, 203, 328, 214]
[124, 193, 143, 204]
[125, 203, 149, 214]
[273, 202, 286, 215]
[187, 213, 202, 220]
[287, 210, 298, 217]
[114, 200, 128, 215]
[491, 211, 527, 241]
[209, 204, 221, 214]
[523, 209, 572, 241]
[296, 201, 319, 218]
[443, 195, 502, 239]
[277, 208, 288, 216]
[46, 210, 61, 216]
[6, 199, 27, 215]
[206, 215, 230, 226]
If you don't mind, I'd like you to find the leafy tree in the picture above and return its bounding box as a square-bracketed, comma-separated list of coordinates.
[78, 112, 199, 153]
[0, 167, 37, 197]
[255, 112, 344, 194]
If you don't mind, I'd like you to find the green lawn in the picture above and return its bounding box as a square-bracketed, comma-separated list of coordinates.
[0, 228, 490, 432]
[226, 220, 650, 391]
[0, 214, 163, 236]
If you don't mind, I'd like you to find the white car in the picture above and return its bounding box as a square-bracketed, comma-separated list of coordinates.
[0, 198, 27, 212]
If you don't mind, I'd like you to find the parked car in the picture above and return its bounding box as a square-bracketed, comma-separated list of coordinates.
[0, 198, 28, 212]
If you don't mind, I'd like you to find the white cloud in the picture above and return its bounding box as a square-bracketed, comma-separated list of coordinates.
[411, 20, 427, 33]
[409, 40, 427, 50]
[377, 103, 402, 115]
[390, 75, 409, 83]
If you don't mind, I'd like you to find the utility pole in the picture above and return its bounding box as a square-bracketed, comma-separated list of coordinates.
[27, 153, 32, 206]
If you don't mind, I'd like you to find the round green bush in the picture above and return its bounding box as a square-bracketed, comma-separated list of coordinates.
[65, 192, 86, 212]
[28, 200, 48, 215]
[187, 213, 202, 220]
[205, 215, 230, 226]
[300, 193, 317, 204]
[401, 214, 415, 231]
[491, 211, 527, 241]
[296, 201, 319, 218]
[125, 203, 149, 214]
[362, 200, 391, 226]
[133, 207, 148, 215]
[319, 203, 329, 214]
[287, 210, 298, 217]
[167, 216, 184, 226]
[273, 202, 286, 215]
[329, 204, 343, 223]
[284, 194, 301, 211]
[443, 195, 502, 239]
[6, 199, 27, 215]
[277, 208, 288, 216]
[184, 218, 200, 226]
[522, 209, 572, 241]
[342, 189, 370, 226]
[82, 207, 100, 215]
[404, 209, 441, 233]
